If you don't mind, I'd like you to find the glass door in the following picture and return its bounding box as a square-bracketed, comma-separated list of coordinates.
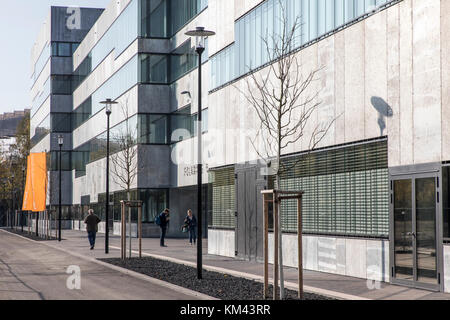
[391, 175, 439, 290]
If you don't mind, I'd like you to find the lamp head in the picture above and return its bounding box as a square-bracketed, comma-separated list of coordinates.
[100, 98, 118, 116]
[185, 26, 215, 49]
[58, 134, 64, 147]
[181, 91, 191, 99]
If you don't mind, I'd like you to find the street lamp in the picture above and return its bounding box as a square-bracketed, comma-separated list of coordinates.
[100, 98, 118, 254]
[11, 172, 15, 229]
[185, 26, 215, 280]
[58, 135, 64, 242]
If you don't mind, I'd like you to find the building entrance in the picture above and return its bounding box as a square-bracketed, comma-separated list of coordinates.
[390, 165, 442, 291]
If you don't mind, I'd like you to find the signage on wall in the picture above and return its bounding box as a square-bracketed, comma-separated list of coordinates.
[183, 163, 209, 177]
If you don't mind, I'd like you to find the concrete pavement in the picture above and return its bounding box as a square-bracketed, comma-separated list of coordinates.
[41, 229, 450, 300]
[4, 228, 450, 300]
[0, 229, 211, 300]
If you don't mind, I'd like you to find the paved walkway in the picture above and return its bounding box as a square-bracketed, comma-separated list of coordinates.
[0, 229, 210, 300]
[9, 228, 450, 300]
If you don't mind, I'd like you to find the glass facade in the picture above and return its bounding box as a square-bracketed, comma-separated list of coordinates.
[278, 140, 389, 237]
[210, 0, 392, 90]
[138, 114, 169, 144]
[73, 55, 138, 130]
[51, 75, 73, 95]
[210, 167, 236, 229]
[139, 54, 168, 83]
[140, 0, 208, 39]
[31, 77, 50, 117]
[210, 140, 389, 237]
[170, 106, 194, 143]
[87, 188, 168, 223]
[52, 42, 79, 57]
[30, 115, 51, 148]
[31, 42, 51, 87]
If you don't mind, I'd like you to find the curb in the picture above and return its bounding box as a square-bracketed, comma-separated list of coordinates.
[109, 246, 370, 300]
[0, 229, 217, 301]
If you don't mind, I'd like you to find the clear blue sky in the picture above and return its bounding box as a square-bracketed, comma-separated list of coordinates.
[0, 0, 111, 114]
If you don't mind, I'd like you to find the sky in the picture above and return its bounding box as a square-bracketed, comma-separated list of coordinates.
[0, 0, 111, 114]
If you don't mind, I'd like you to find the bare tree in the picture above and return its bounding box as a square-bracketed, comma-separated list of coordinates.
[109, 98, 142, 258]
[236, 1, 338, 299]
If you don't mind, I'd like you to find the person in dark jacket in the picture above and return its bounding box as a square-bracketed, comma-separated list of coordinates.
[184, 209, 197, 245]
[158, 208, 170, 247]
[84, 209, 101, 250]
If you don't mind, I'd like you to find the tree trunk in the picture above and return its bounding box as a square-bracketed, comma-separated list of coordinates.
[276, 173, 285, 299]
[127, 191, 131, 258]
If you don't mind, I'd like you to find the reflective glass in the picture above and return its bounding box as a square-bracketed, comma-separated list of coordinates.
[210, 0, 395, 90]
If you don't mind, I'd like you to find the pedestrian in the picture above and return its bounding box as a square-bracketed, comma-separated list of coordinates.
[84, 209, 101, 250]
[157, 208, 170, 247]
[184, 209, 197, 245]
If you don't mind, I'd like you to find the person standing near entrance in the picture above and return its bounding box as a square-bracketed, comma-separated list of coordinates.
[84, 209, 101, 250]
[184, 209, 197, 245]
[156, 208, 170, 247]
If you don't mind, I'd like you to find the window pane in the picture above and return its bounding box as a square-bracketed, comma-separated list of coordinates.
[58, 43, 71, 56]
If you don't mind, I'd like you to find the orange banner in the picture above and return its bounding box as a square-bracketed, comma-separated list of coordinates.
[22, 153, 47, 212]
[22, 156, 32, 211]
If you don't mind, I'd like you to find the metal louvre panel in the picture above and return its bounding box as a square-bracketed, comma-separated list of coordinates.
[211, 167, 236, 228]
[278, 140, 389, 238]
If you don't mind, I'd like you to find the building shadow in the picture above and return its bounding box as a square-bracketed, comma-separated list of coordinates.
[371, 96, 394, 136]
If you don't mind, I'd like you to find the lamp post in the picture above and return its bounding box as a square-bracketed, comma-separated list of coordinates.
[58, 135, 64, 241]
[185, 26, 215, 280]
[100, 98, 118, 254]
[21, 165, 25, 233]
[11, 172, 14, 229]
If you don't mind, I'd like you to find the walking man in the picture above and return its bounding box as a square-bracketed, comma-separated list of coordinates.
[84, 209, 101, 250]
[157, 208, 170, 247]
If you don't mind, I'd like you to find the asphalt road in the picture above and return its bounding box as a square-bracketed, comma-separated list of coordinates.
[0, 230, 201, 300]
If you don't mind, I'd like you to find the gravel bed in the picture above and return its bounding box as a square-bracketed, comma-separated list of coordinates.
[4, 228, 59, 241]
[100, 256, 334, 300]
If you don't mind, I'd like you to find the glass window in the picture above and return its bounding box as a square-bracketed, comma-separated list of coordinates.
[51, 75, 72, 95]
[58, 43, 72, 56]
[51, 113, 72, 132]
[443, 167, 450, 239]
[344, 0, 355, 23]
[335, 0, 345, 27]
[72, 97, 92, 130]
[170, 106, 194, 143]
[318, 0, 326, 36]
[244, 14, 250, 72]
[140, 54, 168, 83]
[141, 0, 168, 38]
[325, 0, 335, 33]
[210, 167, 235, 229]
[30, 115, 51, 148]
[356, 0, 366, 17]
[139, 114, 168, 144]
[72, 43, 80, 54]
[301, 0, 310, 44]
[309, 0, 318, 40]
[50, 151, 72, 171]
[140, 189, 168, 222]
[277, 140, 388, 237]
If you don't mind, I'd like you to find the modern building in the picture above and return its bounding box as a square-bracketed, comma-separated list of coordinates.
[30, 0, 450, 293]
[30, 6, 104, 222]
